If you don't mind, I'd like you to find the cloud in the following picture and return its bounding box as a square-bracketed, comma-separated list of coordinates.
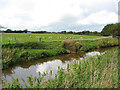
[77, 10, 118, 25]
[0, 0, 118, 31]
[36, 60, 67, 74]
[35, 10, 117, 32]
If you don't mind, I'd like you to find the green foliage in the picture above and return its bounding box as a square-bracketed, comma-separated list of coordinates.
[79, 38, 118, 52]
[2, 41, 67, 69]
[101, 23, 120, 37]
[62, 40, 82, 53]
[67, 64, 70, 72]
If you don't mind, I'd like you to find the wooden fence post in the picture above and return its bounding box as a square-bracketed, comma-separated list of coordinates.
[38, 37, 41, 42]
[9, 40, 10, 45]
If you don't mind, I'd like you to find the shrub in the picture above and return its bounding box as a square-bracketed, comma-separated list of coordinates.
[62, 40, 82, 53]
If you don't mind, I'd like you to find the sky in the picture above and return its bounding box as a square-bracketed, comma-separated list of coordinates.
[0, 0, 119, 32]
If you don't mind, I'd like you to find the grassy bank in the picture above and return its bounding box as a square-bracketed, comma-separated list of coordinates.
[79, 38, 118, 52]
[2, 38, 118, 70]
[2, 41, 66, 69]
[3, 47, 118, 88]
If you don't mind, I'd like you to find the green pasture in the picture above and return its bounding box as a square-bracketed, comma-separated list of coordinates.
[2, 33, 103, 45]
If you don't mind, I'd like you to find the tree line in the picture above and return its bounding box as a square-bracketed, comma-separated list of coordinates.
[1, 29, 101, 35]
[0, 23, 119, 36]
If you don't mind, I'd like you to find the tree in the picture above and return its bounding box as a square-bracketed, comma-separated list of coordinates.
[5, 29, 12, 33]
[67, 31, 73, 34]
[81, 31, 90, 35]
[61, 31, 66, 34]
[93, 31, 98, 35]
[23, 29, 28, 33]
[101, 23, 120, 37]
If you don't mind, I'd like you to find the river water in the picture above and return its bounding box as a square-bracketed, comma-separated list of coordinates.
[2, 47, 117, 85]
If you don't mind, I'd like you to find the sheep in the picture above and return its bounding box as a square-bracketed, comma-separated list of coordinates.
[14, 37, 16, 41]
[49, 37, 52, 39]
[66, 37, 68, 39]
[38, 37, 41, 42]
[80, 37, 83, 40]
[30, 35, 32, 38]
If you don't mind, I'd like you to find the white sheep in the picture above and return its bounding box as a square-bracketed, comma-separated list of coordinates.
[49, 37, 52, 39]
[80, 37, 83, 40]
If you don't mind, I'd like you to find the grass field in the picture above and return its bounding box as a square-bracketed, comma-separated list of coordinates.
[2, 33, 103, 45]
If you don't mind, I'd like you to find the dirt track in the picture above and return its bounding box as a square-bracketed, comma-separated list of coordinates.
[82, 37, 110, 40]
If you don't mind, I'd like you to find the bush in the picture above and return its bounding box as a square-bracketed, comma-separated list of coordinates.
[62, 40, 82, 53]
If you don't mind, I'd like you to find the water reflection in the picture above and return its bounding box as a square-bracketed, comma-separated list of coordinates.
[36, 60, 65, 74]
[85, 51, 101, 56]
[36, 59, 74, 74]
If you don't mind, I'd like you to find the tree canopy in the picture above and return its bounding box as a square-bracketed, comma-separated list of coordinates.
[101, 23, 120, 37]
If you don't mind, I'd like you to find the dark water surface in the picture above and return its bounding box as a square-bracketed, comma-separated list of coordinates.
[2, 46, 118, 85]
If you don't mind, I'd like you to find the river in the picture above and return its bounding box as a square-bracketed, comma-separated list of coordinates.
[2, 46, 117, 86]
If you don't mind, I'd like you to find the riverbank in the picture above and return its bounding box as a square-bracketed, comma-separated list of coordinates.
[2, 38, 118, 70]
[2, 41, 67, 69]
[3, 47, 118, 88]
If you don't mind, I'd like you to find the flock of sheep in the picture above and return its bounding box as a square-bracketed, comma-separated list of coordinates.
[7, 35, 83, 42]
[28, 34, 83, 40]
[34, 36, 83, 40]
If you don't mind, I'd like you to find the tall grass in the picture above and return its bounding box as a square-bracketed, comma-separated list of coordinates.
[79, 38, 118, 52]
[2, 48, 21, 69]
[3, 47, 118, 88]
[2, 41, 67, 69]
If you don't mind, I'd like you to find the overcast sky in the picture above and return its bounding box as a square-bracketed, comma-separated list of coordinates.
[0, 0, 119, 32]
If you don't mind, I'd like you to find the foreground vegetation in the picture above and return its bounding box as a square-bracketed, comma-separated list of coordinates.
[3, 47, 118, 88]
[2, 37, 118, 70]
